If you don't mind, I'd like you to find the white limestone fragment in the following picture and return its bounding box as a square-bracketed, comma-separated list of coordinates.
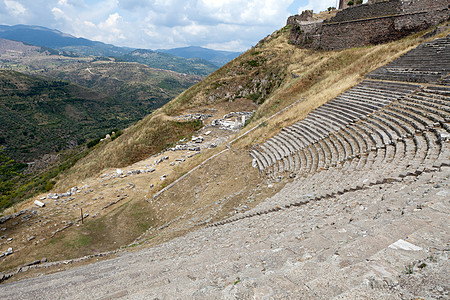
[34, 200, 45, 208]
[388, 239, 422, 251]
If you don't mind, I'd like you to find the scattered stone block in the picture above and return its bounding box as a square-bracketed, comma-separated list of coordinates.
[34, 200, 45, 208]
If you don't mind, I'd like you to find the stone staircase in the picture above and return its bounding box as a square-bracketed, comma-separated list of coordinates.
[250, 37, 450, 183]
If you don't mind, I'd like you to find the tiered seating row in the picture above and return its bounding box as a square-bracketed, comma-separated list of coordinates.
[367, 36, 450, 83]
[250, 85, 450, 181]
[250, 80, 420, 174]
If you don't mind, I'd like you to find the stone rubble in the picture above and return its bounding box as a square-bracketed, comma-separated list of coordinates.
[211, 111, 254, 131]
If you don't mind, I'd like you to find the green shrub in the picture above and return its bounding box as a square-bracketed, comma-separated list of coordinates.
[44, 180, 55, 192]
[87, 138, 101, 148]
[247, 60, 260, 67]
[348, 0, 354, 6]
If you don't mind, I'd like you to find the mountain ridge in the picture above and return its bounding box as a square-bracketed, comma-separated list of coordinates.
[157, 46, 241, 67]
[0, 25, 240, 66]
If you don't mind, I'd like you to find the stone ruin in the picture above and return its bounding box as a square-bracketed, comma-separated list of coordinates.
[288, 0, 450, 50]
[210, 111, 254, 131]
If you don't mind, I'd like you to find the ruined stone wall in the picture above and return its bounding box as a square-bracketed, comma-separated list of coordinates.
[289, 0, 450, 50]
[401, 0, 450, 14]
[329, 0, 401, 23]
[289, 21, 323, 49]
[320, 10, 449, 50]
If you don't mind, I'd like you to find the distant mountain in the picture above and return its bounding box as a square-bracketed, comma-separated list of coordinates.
[116, 49, 218, 76]
[158, 46, 241, 67]
[0, 25, 133, 57]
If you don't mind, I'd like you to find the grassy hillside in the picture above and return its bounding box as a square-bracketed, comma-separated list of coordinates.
[0, 70, 151, 162]
[0, 39, 203, 97]
[41, 61, 201, 110]
[0, 39, 204, 211]
[0, 69, 134, 210]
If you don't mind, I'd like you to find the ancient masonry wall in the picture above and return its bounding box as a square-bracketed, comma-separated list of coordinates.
[330, 0, 402, 23]
[289, 0, 450, 50]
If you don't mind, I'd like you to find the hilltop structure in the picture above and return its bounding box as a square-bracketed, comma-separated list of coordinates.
[289, 0, 449, 50]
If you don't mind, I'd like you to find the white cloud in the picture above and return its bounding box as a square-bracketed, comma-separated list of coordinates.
[51, 7, 72, 21]
[4, 0, 27, 16]
[97, 12, 126, 42]
[0, 0, 345, 51]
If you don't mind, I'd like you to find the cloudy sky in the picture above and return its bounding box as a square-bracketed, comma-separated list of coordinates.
[1, 0, 343, 51]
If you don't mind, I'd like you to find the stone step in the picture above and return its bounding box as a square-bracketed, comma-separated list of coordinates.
[370, 114, 402, 140]
[389, 104, 435, 128]
[382, 107, 425, 131]
[277, 132, 298, 154]
[407, 94, 450, 113]
[266, 140, 284, 161]
[249, 149, 265, 172]
[260, 143, 277, 166]
[321, 102, 362, 122]
[325, 101, 368, 121]
[282, 127, 307, 149]
[333, 95, 381, 115]
[309, 109, 349, 129]
[306, 113, 343, 132]
[364, 117, 394, 145]
[271, 136, 291, 157]
[302, 118, 327, 135]
[377, 111, 415, 137]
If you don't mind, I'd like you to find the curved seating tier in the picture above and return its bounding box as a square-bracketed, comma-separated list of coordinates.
[367, 36, 450, 83]
[250, 83, 450, 182]
[250, 36, 449, 195]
